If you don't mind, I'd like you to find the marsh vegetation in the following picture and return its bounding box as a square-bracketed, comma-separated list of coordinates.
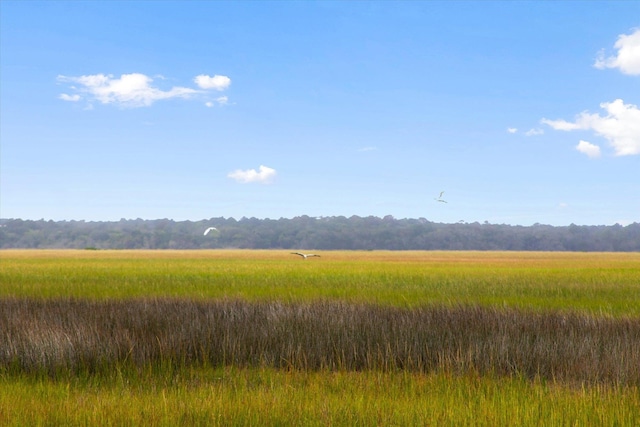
[1, 250, 639, 425]
[3, 298, 640, 386]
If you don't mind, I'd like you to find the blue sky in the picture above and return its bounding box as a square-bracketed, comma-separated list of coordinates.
[1, 1, 638, 225]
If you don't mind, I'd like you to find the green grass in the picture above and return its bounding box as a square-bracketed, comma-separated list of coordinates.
[1, 250, 639, 316]
[2, 368, 639, 426]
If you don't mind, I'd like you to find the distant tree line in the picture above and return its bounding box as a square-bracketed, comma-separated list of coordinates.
[1, 216, 639, 251]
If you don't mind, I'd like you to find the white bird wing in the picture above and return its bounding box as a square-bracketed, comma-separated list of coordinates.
[204, 227, 218, 235]
[291, 252, 320, 258]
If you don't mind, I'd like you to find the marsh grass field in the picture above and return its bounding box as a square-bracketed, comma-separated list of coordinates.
[1, 250, 640, 425]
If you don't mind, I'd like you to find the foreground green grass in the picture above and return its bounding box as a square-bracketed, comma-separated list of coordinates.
[2, 368, 639, 426]
[1, 250, 639, 316]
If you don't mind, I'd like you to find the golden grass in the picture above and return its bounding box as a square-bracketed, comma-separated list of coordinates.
[1, 249, 639, 315]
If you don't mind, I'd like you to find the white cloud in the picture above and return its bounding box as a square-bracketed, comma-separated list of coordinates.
[194, 74, 231, 90]
[541, 99, 640, 156]
[594, 28, 640, 75]
[228, 165, 277, 184]
[57, 73, 199, 107]
[507, 127, 518, 134]
[575, 140, 601, 158]
[205, 96, 229, 108]
[540, 118, 582, 131]
[58, 72, 231, 108]
[59, 93, 80, 102]
[525, 128, 544, 136]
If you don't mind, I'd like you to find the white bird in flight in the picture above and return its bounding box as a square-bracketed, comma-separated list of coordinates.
[435, 191, 447, 203]
[291, 252, 320, 259]
[203, 227, 218, 236]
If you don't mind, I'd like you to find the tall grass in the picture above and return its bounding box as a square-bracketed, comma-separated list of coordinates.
[2, 368, 639, 426]
[1, 250, 639, 316]
[2, 298, 639, 385]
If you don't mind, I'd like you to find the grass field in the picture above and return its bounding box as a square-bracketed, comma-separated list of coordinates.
[1, 249, 639, 315]
[1, 249, 639, 425]
[3, 368, 639, 426]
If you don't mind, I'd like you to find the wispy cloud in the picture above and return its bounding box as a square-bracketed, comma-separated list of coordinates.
[228, 165, 277, 184]
[58, 93, 80, 102]
[575, 140, 601, 158]
[57, 72, 231, 108]
[594, 28, 640, 75]
[525, 128, 544, 136]
[507, 127, 543, 136]
[542, 99, 640, 156]
[205, 96, 229, 108]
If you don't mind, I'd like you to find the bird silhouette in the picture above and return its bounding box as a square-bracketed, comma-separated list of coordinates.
[434, 191, 447, 203]
[291, 252, 320, 259]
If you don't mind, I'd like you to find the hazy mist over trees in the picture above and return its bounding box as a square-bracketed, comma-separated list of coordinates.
[1, 217, 638, 251]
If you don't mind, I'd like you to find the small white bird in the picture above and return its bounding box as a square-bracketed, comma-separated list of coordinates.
[435, 191, 447, 203]
[203, 227, 218, 236]
[291, 252, 320, 259]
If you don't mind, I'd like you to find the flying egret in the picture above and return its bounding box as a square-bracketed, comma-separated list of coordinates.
[435, 191, 447, 203]
[291, 252, 320, 259]
[203, 227, 218, 236]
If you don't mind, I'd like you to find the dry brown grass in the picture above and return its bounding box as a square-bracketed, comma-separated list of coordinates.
[2, 298, 639, 386]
